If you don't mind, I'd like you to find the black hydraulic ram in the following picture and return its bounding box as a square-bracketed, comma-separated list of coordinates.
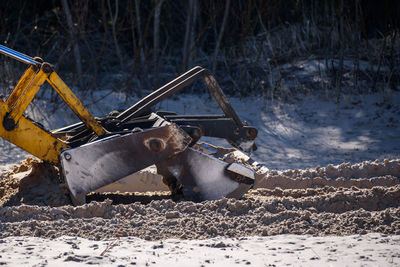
[117, 66, 258, 152]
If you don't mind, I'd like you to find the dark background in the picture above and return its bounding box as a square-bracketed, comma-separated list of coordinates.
[0, 0, 399, 98]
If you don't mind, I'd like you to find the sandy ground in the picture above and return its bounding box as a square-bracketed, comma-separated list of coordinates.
[0, 233, 399, 266]
[0, 89, 399, 266]
[1, 158, 399, 238]
[0, 158, 399, 265]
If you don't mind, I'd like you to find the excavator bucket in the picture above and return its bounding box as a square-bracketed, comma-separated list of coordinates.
[57, 111, 257, 203]
[60, 124, 191, 205]
[0, 44, 258, 204]
[156, 147, 254, 201]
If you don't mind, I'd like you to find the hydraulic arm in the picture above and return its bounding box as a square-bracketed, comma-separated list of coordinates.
[0, 44, 258, 205]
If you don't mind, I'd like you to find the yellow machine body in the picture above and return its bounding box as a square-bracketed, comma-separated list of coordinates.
[0, 60, 106, 163]
[0, 45, 257, 205]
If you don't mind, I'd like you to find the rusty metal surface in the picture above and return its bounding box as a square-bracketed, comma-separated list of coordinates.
[117, 66, 205, 121]
[201, 71, 243, 127]
[60, 124, 191, 205]
[156, 147, 254, 201]
[115, 66, 258, 152]
[48, 66, 258, 153]
[117, 66, 242, 126]
[164, 114, 258, 152]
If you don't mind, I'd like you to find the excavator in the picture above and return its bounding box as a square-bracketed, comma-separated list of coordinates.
[0, 44, 258, 205]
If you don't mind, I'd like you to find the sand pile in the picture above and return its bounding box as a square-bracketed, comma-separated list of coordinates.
[0, 158, 71, 207]
[0, 157, 399, 241]
[254, 159, 400, 189]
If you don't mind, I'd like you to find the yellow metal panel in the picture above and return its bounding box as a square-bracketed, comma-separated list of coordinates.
[6, 65, 37, 108]
[7, 69, 48, 123]
[47, 72, 106, 136]
[0, 100, 68, 163]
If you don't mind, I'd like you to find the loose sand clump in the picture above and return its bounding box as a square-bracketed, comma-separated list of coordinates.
[254, 159, 400, 189]
[0, 157, 399, 240]
[266, 159, 400, 180]
[0, 158, 71, 207]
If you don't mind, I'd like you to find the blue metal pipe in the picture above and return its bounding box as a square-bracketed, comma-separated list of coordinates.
[0, 44, 38, 65]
